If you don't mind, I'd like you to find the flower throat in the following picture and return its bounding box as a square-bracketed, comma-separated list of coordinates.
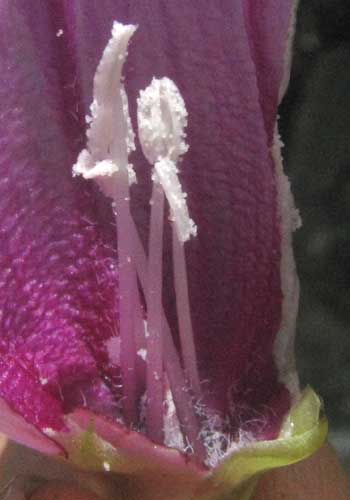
[73, 21, 228, 464]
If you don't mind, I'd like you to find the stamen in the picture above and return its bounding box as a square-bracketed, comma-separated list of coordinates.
[73, 22, 137, 195]
[137, 77, 201, 398]
[129, 218, 206, 458]
[137, 77, 196, 242]
[74, 22, 206, 458]
[72, 21, 141, 425]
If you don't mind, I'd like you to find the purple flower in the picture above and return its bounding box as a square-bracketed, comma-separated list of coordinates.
[0, 2, 326, 499]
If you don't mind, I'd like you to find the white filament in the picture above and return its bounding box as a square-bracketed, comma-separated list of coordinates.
[145, 182, 165, 442]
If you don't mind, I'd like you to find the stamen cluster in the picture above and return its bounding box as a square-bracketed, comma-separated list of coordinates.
[73, 21, 227, 463]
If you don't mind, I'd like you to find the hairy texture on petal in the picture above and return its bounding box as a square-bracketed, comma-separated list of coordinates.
[0, 1, 121, 434]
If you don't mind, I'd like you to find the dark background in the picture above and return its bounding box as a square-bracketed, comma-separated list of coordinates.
[280, 0, 350, 462]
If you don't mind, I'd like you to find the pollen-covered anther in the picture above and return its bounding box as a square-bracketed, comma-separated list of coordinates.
[73, 150, 119, 179]
[138, 76, 201, 409]
[137, 77, 188, 164]
[72, 21, 137, 195]
[137, 77, 196, 242]
[154, 158, 197, 242]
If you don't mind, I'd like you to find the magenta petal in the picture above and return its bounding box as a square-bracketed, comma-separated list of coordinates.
[0, 398, 61, 455]
[0, 354, 64, 430]
[0, 0, 296, 454]
[243, 0, 295, 142]
[0, 1, 121, 430]
[64, 0, 289, 428]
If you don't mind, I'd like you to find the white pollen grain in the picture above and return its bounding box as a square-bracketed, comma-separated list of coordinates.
[137, 348, 147, 361]
[103, 461, 111, 471]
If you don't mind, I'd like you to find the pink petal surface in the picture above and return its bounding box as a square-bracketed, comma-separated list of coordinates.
[0, 1, 120, 430]
[0, 0, 295, 453]
[0, 398, 61, 455]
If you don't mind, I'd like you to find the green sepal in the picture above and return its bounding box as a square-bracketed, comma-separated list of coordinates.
[199, 387, 327, 500]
